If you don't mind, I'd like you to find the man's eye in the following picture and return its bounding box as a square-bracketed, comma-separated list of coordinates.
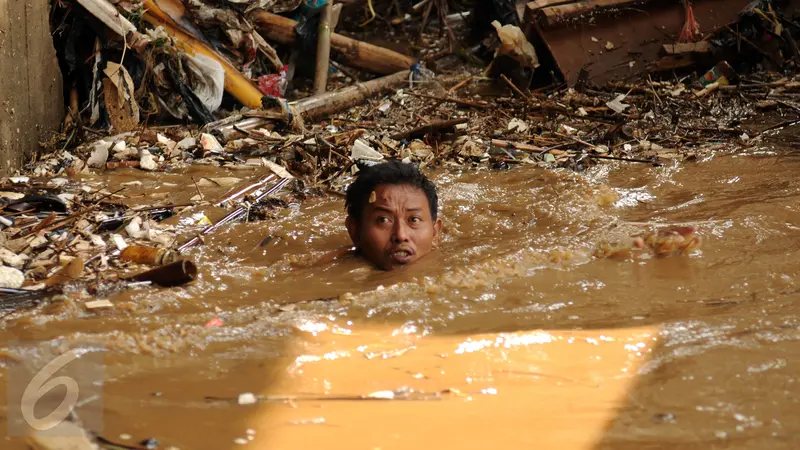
[377, 217, 391, 224]
[409, 216, 421, 223]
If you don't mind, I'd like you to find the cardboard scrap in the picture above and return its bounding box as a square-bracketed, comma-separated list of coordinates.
[103, 62, 140, 132]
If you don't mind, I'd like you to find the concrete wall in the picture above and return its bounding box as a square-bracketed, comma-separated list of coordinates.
[0, 0, 64, 176]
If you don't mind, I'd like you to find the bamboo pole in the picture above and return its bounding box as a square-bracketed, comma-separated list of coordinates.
[314, 2, 334, 95]
[210, 70, 411, 135]
[250, 10, 416, 75]
[293, 70, 409, 120]
[142, 0, 265, 109]
[77, 0, 265, 109]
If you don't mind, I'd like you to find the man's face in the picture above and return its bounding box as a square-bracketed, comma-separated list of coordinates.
[346, 184, 443, 271]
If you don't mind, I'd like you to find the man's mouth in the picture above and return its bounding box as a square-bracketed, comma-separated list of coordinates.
[390, 249, 414, 264]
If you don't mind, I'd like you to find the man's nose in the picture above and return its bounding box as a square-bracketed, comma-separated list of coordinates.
[393, 221, 410, 242]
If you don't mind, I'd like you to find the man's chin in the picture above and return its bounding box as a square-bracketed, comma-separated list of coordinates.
[376, 255, 417, 271]
[357, 248, 433, 271]
[380, 260, 410, 271]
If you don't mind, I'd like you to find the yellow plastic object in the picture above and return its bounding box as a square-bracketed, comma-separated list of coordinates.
[142, 0, 264, 109]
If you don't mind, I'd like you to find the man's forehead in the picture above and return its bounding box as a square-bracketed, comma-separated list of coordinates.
[373, 183, 426, 198]
[368, 184, 430, 209]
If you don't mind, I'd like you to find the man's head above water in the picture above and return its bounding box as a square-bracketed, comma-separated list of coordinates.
[345, 160, 443, 271]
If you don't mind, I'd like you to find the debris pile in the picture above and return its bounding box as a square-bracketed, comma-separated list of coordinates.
[522, 0, 800, 87]
[0, 169, 200, 311]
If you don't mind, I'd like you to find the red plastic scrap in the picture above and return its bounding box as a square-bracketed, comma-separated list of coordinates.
[679, 0, 701, 43]
[205, 317, 224, 327]
[258, 65, 289, 98]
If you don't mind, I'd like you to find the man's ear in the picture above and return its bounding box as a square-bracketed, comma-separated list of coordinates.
[431, 218, 444, 249]
[345, 216, 359, 247]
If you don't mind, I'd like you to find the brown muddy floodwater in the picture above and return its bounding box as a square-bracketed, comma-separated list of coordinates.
[3, 144, 800, 450]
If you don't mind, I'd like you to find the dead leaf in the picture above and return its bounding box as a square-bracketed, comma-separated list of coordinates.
[43, 257, 84, 287]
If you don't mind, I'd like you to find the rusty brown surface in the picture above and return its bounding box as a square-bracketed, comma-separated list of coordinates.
[524, 0, 752, 86]
[0, 0, 64, 176]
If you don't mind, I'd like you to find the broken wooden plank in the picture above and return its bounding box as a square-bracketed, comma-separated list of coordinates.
[661, 41, 713, 55]
[648, 55, 697, 73]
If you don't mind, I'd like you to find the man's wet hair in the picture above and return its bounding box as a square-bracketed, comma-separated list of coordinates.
[346, 160, 438, 221]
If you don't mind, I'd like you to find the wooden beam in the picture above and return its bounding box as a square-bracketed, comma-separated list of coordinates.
[293, 71, 410, 120]
[250, 10, 416, 75]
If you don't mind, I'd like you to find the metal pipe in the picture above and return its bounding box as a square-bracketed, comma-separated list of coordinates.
[176, 177, 291, 253]
[128, 259, 198, 287]
[214, 174, 276, 207]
